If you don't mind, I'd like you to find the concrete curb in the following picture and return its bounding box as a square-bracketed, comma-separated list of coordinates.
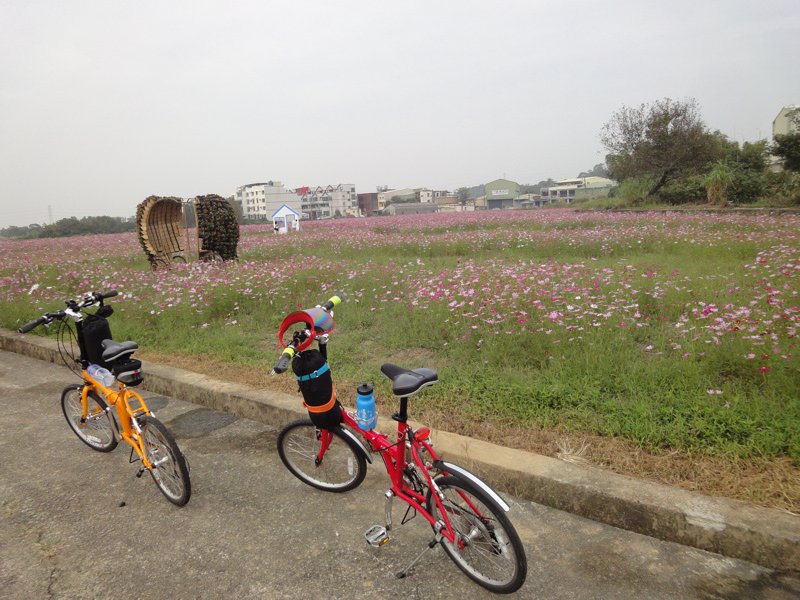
[2, 328, 798, 572]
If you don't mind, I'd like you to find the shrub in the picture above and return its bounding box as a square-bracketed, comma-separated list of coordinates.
[764, 171, 800, 205]
[657, 175, 706, 205]
[611, 176, 658, 206]
[726, 168, 765, 204]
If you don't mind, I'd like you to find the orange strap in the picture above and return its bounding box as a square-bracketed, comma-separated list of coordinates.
[303, 386, 337, 413]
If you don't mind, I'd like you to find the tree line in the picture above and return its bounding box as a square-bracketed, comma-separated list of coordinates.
[0, 216, 136, 240]
[600, 98, 800, 206]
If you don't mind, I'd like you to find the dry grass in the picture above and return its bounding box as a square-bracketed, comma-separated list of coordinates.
[141, 351, 800, 514]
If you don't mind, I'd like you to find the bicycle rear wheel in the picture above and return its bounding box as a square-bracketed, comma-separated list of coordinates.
[61, 385, 118, 452]
[427, 475, 527, 594]
[277, 420, 366, 492]
[139, 416, 191, 506]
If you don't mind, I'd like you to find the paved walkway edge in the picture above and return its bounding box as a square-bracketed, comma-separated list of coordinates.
[3, 328, 798, 572]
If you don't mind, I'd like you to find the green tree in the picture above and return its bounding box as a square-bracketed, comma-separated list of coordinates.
[455, 187, 470, 205]
[773, 133, 800, 172]
[577, 163, 610, 178]
[600, 98, 721, 197]
[705, 162, 733, 205]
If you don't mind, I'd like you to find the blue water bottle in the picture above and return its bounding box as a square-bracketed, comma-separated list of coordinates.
[355, 383, 377, 431]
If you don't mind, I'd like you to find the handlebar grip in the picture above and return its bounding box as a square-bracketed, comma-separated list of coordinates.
[273, 347, 295, 374]
[100, 290, 118, 299]
[18, 317, 45, 334]
[321, 292, 346, 312]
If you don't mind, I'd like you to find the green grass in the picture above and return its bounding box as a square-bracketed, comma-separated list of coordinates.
[2, 212, 798, 463]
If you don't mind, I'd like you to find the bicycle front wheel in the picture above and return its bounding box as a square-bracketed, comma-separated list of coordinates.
[139, 416, 191, 506]
[277, 420, 367, 492]
[61, 385, 118, 452]
[427, 475, 527, 594]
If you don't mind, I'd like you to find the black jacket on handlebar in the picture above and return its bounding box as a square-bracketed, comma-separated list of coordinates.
[293, 349, 342, 430]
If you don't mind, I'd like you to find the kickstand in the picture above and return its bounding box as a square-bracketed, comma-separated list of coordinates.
[395, 532, 442, 579]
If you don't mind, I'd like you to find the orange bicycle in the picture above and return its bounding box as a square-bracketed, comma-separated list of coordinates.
[19, 290, 191, 506]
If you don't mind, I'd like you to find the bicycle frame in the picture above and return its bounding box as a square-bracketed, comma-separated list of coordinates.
[81, 370, 156, 469]
[325, 406, 470, 547]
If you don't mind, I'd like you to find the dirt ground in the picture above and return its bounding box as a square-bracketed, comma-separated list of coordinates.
[141, 351, 800, 515]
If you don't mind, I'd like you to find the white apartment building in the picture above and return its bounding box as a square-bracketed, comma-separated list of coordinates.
[773, 105, 799, 137]
[539, 177, 616, 203]
[234, 181, 302, 220]
[298, 184, 358, 220]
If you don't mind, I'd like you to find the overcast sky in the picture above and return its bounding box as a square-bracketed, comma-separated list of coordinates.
[1, 1, 798, 227]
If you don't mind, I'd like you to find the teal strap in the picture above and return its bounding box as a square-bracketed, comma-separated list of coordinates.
[296, 362, 330, 382]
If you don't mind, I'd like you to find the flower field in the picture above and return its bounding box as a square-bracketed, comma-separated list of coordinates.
[2, 209, 799, 487]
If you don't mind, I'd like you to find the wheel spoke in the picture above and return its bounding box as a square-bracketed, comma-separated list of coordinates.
[277, 420, 366, 493]
[429, 476, 526, 593]
[139, 416, 190, 506]
[61, 386, 116, 452]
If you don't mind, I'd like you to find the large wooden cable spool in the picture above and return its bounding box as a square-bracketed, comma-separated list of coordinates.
[194, 194, 240, 261]
[136, 196, 184, 264]
[136, 194, 239, 266]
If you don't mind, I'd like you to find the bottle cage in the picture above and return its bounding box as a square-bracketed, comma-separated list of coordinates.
[278, 307, 335, 351]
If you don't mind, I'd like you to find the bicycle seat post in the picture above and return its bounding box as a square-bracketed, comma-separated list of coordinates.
[392, 396, 409, 424]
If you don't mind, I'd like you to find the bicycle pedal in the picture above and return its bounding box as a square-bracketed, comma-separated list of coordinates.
[364, 525, 390, 547]
[135, 467, 145, 478]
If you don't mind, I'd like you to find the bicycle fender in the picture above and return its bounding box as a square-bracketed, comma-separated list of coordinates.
[433, 460, 510, 512]
[338, 427, 373, 464]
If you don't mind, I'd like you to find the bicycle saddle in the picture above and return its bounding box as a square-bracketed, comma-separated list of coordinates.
[101, 340, 139, 363]
[380, 364, 438, 397]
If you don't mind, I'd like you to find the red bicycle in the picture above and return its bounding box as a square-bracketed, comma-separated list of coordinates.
[273, 294, 527, 594]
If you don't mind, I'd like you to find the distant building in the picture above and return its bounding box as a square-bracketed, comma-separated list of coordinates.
[539, 177, 616, 203]
[483, 179, 520, 209]
[516, 193, 553, 208]
[437, 195, 474, 212]
[235, 182, 301, 221]
[773, 105, 800, 137]
[377, 188, 419, 211]
[298, 184, 358, 220]
[272, 204, 300, 234]
[385, 202, 438, 216]
[357, 192, 379, 216]
[417, 189, 449, 203]
[770, 106, 800, 171]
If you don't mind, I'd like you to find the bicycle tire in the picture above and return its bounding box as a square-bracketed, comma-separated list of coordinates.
[427, 475, 527, 594]
[139, 416, 191, 506]
[277, 419, 367, 492]
[61, 385, 118, 452]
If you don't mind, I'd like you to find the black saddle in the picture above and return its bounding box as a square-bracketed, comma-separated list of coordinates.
[380, 364, 438, 396]
[101, 340, 139, 363]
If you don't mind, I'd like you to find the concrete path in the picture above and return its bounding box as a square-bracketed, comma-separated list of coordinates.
[2, 350, 799, 599]
[2, 328, 799, 575]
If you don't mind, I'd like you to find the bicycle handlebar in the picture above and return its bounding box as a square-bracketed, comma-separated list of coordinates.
[273, 347, 295, 374]
[320, 292, 345, 312]
[19, 317, 47, 334]
[17, 289, 118, 334]
[272, 292, 345, 373]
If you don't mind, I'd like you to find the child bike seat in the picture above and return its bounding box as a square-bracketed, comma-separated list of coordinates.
[380, 364, 438, 396]
[101, 340, 139, 363]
